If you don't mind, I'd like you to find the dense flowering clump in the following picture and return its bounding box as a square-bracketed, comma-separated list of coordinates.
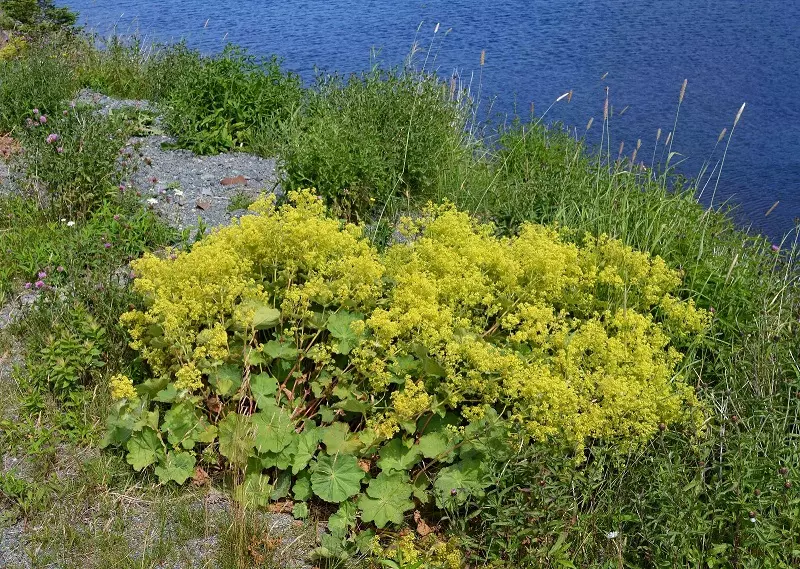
[354, 205, 707, 448]
[109, 374, 137, 401]
[109, 189, 709, 530]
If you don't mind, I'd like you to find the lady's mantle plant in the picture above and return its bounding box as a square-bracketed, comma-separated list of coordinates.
[104, 190, 709, 530]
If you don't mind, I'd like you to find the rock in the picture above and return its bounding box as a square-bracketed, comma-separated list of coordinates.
[220, 175, 247, 186]
[196, 200, 211, 211]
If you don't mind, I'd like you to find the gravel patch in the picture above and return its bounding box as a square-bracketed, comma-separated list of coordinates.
[0, 522, 36, 569]
[72, 89, 281, 234]
[124, 134, 279, 233]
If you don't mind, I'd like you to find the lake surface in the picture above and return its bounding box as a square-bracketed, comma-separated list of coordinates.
[65, 0, 800, 240]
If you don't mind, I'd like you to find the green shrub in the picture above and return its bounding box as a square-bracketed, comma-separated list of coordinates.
[105, 191, 708, 543]
[278, 69, 472, 221]
[16, 103, 130, 216]
[77, 38, 198, 101]
[161, 45, 302, 155]
[32, 304, 107, 395]
[0, 0, 75, 33]
[0, 36, 77, 132]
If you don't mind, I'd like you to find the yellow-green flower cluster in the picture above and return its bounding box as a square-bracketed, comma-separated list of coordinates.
[121, 191, 709, 452]
[109, 374, 137, 401]
[356, 203, 709, 450]
[121, 190, 384, 395]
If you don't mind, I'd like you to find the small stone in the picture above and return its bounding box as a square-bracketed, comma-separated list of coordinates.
[200, 173, 215, 182]
[196, 200, 211, 211]
[220, 175, 247, 186]
[201, 188, 213, 196]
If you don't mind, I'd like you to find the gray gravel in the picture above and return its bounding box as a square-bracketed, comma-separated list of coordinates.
[1, 89, 281, 234]
[0, 522, 36, 569]
[72, 88, 282, 235]
[124, 134, 279, 234]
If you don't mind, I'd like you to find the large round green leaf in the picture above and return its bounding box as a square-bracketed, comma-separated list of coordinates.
[218, 412, 253, 466]
[252, 406, 294, 454]
[357, 472, 414, 528]
[125, 427, 163, 472]
[310, 453, 364, 503]
[154, 451, 196, 485]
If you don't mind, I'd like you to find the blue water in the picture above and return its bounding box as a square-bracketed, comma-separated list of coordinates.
[65, 0, 800, 240]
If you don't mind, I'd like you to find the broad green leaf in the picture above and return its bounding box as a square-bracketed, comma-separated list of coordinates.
[332, 385, 369, 414]
[251, 304, 281, 330]
[208, 364, 242, 396]
[154, 384, 178, 403]
[293, 471, 312, 501]
[234, 472, 273, 508]
[357, 428, 379, 454]
[310, 454, 364, 503]
[326, 311, 363, 355]
[357, 472, 414, 528]
[163, 402, 210, 450]
[333, 398, 370, 413]
[318, 406, 336, 423]
[389, 354, 420, 375]
[155, 451, 196, 485]
[261, 435, 298, 470]
[145, 324, 164, 338]
[252, 406, 294, 454]
[292, 502, 309, 519]
[263, 339, 298, 361]
[126, 427, 163, 471]
[292, 426, 321, 475]
[417, 431, 450, 460]
[232, 301, 280, 331]
[270, 470, 292, 500]
[321, 422, 362, 455]
[196, 423, 218, 444]
[102, 410, 135, 447]
[136, 375, 169, 399]
[433, 458, 490, 508]
[250, 373, 278, 410]
[244, 346, 266, 366]
[133, 409, 160, 433]
[377, 438, 422, 472]
[218, 413, 253, 466]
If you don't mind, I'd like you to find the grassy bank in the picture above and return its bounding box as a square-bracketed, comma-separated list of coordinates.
[1, 8, 799, 569]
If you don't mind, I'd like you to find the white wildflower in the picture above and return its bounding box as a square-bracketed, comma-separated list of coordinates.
[147, 198, 159, 205]
[173, 190, 184, 197]
[66, 221, 75, 227]
[606, 531, 619, 539]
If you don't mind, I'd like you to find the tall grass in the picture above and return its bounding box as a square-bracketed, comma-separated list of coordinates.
[0, 33, 78, 132]
[276, 67, 476, 222]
